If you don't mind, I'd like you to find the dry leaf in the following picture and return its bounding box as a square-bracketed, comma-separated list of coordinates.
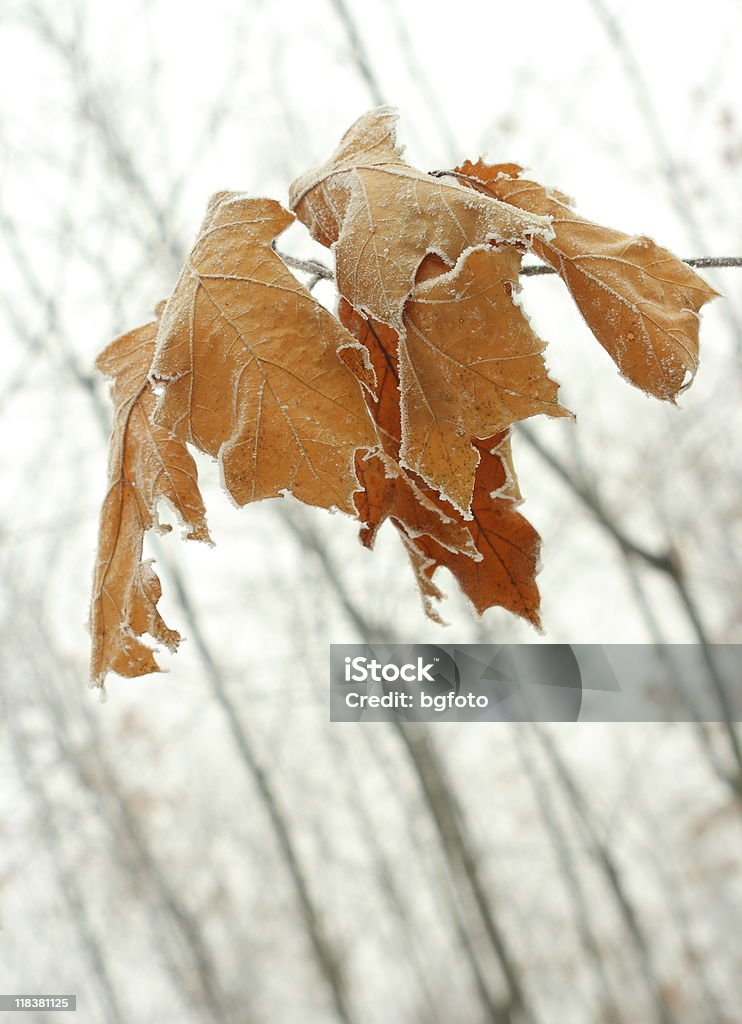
[401, 246, 570, 512]
[150, 193, 376, 515]
[457, 160, 719, 401]
[405, 432, 542, 625]
[398, 532, 447, 625]
[90, 314, 210, 687]
[340, 299, 540, 624]
[289, 108, 552, 332]
[339, 300, 475, 556]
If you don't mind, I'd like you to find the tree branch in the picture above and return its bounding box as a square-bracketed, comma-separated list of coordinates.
[274, 240, 742, 285]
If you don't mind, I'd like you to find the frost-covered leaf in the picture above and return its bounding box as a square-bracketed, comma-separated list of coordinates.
[340, 301, 540, 624]
[150, 193, 376, 515]
[401, 247, 570, 512]
[289, 108, 552, 332]
[405, 432, 542, 626]
[457, 160, 719, 401]
[90, 314, 210, 687]
[339, 300, 475, 556]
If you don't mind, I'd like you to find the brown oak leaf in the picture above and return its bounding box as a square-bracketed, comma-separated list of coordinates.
[288, 108, 552, 333]
[339, 295, 540, 623]
[457, 160, 719, 401]
[398, 533, 447, 625]
[401, 246, 570, 513]
[150, 193, 376, 515]
[338, 300, 475, 556]
[405, 432, 542, 626]
[90, 313, 211, 687]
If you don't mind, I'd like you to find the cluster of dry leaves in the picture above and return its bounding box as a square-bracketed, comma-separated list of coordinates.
[89, 107, 717, 686]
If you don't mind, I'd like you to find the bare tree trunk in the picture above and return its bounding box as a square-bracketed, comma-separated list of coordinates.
[322, 725, 447, 1024]
[393, 723, 532, 1024]
[522, 424, 742, 797]
[3, 695, 126, 1024]
[2, 602, 236, 1024]
[513, 726, 623, 1023]
[167, 568, 354, 1024]
[530, 724, 679, 1024]
[286, 509, 532, 1024]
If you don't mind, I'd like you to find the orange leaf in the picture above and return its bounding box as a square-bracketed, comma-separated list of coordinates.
[339, 300, 475, 556]
[405, 432, 541, 626]
[289, 108, 551, 333]
[457, 160, 719, 401]
[339, 298, 539, 623]
[150, 193, 376, 515]
[90, 315, 211, 687]
[401, 245, 570, 512]
[397, 532, 447, 626]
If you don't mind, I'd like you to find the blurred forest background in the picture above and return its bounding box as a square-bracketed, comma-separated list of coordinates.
[1, 0, 741, 1021]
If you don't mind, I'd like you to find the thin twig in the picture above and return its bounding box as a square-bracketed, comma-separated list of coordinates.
[272, 245, 334, 281]
[520, 256, 742, 276]
[274, 240, 742, 284]
[327, 0, 385, 107]
[429, 169, 742, 274]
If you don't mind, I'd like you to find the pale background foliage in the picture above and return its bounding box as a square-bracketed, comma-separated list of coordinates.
[0, 1, 740, 1022]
